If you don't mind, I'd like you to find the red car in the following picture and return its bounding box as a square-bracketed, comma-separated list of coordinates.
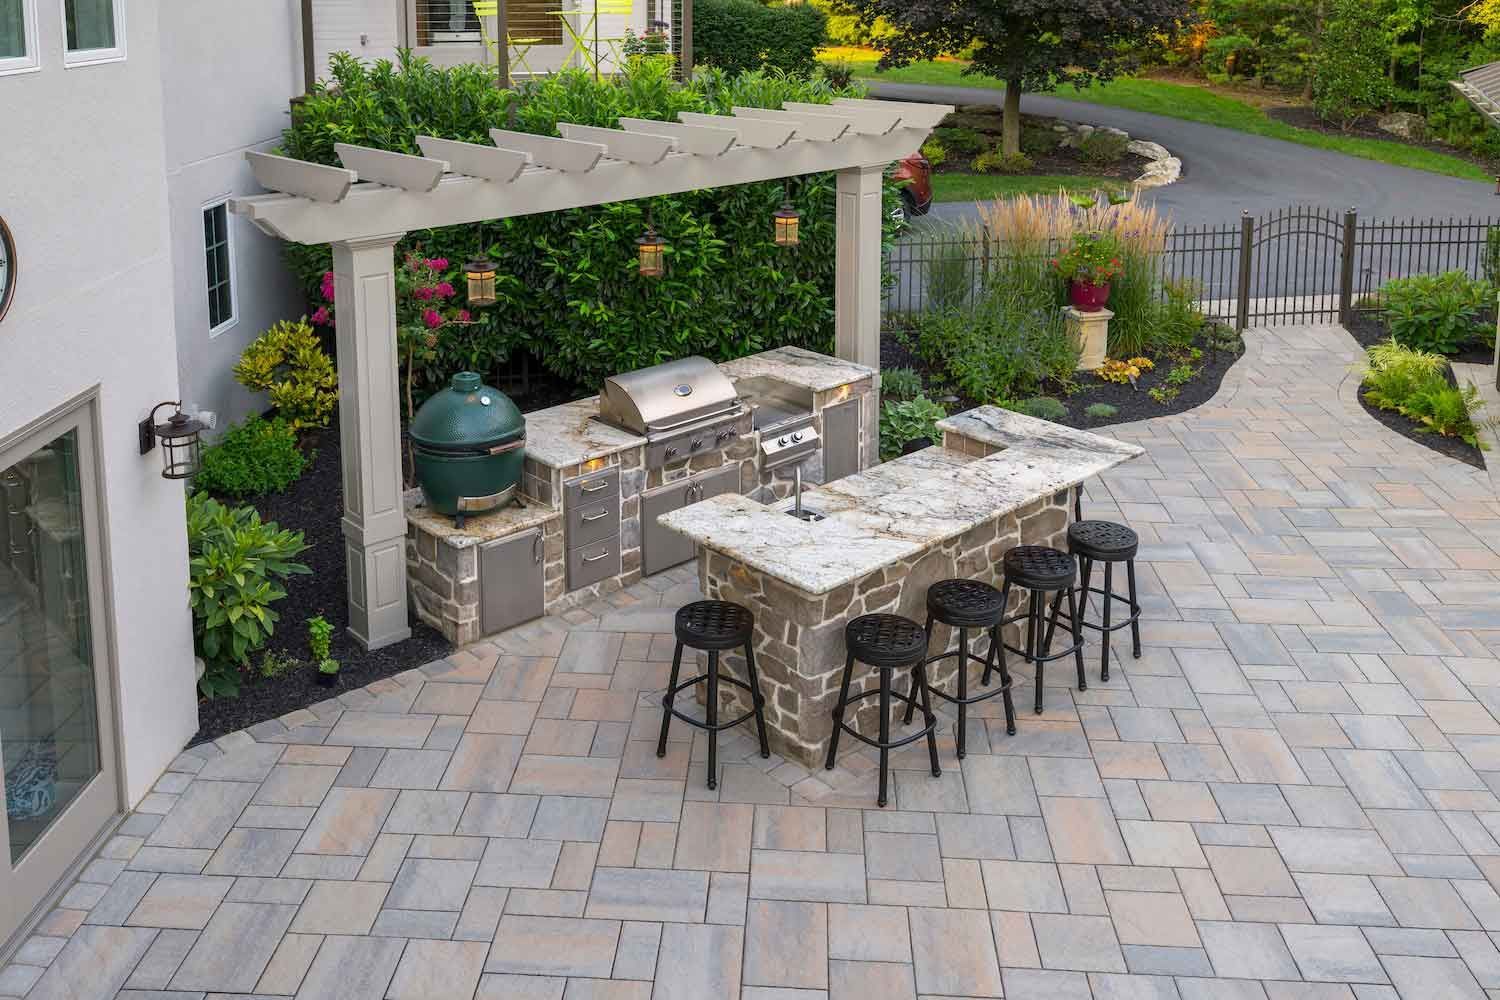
[891, 153, 933, 220]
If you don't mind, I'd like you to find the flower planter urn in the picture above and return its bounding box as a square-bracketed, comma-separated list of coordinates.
[1069, 280, 1111, 312]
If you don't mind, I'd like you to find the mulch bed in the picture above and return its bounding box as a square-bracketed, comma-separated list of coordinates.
[1342, 312, 1490, 469]
[1355, 389, 1484, 469]
[937, 108, 1152, 183]
[1265, 105, 1500, 175]
[191, 414, 452, 746]
[1346, 310, 1495, 365]
[881, 323, 1246, 433]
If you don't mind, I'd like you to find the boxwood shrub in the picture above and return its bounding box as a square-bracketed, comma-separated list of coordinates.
[281, 53, 899, 399]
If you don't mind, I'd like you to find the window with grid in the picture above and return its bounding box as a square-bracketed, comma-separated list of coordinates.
[203, 203, 235, 333]
[415, 0, 561, 47]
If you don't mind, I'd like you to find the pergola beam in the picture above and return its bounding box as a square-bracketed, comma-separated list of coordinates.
[232, 126, 934, 246]
[488, 129, 606, 172]
[617, 117, 737, 156]
[731, 107, 850, 142]
[245, 151, 356, 204]
[557, 123, 675, 164]
[416, 136, 530, 183]
[677, 111, 796, 148]
[783, 101, 902, 135]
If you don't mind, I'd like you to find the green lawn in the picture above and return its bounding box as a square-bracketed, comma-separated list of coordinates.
[825, 50, 1490, 183]
[931, 173, 1124, 202]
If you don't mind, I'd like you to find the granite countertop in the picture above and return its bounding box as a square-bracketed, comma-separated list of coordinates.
[404, 488, 559, 547]
[521, 396, 645, 469]
[718, 346, 876, 393]
[658, 405, 1145, 595]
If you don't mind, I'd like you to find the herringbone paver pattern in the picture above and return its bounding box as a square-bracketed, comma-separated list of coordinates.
[5, 325, 1500, 999]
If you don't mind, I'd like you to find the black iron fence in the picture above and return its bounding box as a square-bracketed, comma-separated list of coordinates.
[884, 207, 1500, 331]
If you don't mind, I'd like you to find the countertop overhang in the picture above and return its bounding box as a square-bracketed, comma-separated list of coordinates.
[658, 405, 1144, 595]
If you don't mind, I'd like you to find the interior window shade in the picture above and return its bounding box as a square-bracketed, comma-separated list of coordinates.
[0, 0, 25, 59]
[65, 0, 116, 51]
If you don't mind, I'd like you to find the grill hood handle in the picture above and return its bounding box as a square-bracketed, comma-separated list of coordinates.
[487, 439, 525, 456]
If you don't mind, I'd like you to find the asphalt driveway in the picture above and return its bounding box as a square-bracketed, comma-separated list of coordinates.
[870, 81, 1494, 226]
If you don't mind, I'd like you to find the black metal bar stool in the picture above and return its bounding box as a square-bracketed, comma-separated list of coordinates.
[989, 545, 1087, 714]
[658, 600, 769, 790]
[1045, 520, 1142, 682]
[901, 579, 1016, 759]
[825, 613, 941, 807]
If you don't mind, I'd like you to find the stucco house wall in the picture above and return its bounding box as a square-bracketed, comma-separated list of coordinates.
[0, 0, 200, 806]
[160, 0, 306, 432]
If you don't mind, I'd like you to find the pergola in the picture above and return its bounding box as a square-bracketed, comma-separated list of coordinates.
[230, 97, 950, 650]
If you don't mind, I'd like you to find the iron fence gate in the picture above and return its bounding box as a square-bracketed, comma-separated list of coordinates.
[884, 206, 1500, 331]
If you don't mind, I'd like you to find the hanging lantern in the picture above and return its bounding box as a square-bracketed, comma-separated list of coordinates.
[773, 202, 801, 247]
[139, 402, 204, 480]
[637, 228, 666, 277]
[465, 259, 498, 307]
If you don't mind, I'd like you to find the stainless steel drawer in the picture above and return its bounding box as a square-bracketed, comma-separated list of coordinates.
[567, 535, 621, 590]
[566, 494, 620, 549]
[563, 467, 619, 507]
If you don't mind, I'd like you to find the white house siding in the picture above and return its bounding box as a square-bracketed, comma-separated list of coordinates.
[313, 0, 400, 79]
[0, 0, 199, 804]
[159, 0, 304, 431]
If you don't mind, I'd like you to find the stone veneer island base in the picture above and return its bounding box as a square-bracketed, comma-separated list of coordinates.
[658, 405, 1144, 767]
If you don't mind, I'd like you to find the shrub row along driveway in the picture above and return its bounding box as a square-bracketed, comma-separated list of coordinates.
[6, 325, 1500, 999]
[871, 82, 1495, 227]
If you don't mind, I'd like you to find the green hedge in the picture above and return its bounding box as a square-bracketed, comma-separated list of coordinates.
[282, 53, 897, 397]
[692, 0, 826, 77]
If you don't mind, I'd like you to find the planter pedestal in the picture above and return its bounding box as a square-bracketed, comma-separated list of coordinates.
[1065, 306, 1113, 371]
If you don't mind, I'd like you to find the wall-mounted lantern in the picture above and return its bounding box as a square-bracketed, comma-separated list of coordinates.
[138, 402, 204, 480]
[773, 202, 801, 248]
[637, 228, 666, 277]
[465, 259, 498, 306]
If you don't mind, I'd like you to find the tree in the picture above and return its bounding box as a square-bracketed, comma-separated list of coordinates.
[1314, 0, 1393, 126]
[846, 0, 1196, 153]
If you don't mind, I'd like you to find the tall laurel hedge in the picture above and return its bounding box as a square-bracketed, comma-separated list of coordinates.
[692, 0, 827, 77]
[281, 52, 897, 400]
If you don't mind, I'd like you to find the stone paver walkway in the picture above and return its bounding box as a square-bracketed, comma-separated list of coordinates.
[6, 324, 1500, 1000]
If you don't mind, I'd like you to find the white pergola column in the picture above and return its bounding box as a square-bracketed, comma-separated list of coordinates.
[834, 164, 885, 370]
[331, 233, 412, 651]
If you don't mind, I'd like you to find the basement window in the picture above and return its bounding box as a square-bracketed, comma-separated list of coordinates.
[203, 201, 236, 335]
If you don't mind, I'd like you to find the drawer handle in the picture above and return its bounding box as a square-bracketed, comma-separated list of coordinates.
[582, 549, 611, 563]
[581, 479, 611, 493]
[532, 533, 543, 565]
[581, 510, 610, 522]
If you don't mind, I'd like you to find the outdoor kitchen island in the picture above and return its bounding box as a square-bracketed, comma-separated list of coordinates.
[657, 405, 1145, 767]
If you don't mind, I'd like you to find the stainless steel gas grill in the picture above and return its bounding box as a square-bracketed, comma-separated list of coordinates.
[597, 356, 746, 469]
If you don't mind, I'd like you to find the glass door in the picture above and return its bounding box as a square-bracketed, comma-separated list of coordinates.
[0, 403, 118, 946]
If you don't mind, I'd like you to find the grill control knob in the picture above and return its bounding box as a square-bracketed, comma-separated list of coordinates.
[716, 428, 734, 444]
[664, 446, 678, 459]
[790, 431, 803, 443]
[691, 437, 704, 451]
[777, 436, 788, 447]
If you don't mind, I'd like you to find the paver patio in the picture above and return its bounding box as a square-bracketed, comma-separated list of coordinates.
[6, 324, 1500, 999]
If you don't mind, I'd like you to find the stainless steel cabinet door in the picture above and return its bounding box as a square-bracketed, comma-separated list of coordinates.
[480, 529, 545, 636]
[821, 397, 862, 483]
[640, 465, 741, 577]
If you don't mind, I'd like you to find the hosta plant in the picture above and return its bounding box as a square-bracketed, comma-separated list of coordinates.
[879, 395, 947, 461]
[187, 494, 310, 698]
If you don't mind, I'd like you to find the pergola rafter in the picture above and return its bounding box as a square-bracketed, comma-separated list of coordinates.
[229, 98, 949, 651]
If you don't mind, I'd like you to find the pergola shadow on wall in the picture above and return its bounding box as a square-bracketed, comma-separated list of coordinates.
[230, 98, 949, 650]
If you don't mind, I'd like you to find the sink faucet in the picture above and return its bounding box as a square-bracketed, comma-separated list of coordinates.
[794, 465, 804, 520]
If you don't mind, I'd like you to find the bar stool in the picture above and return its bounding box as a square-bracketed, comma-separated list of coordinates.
[825, 613, 941, 807]
[657, 600, 769, 790]
[901, 579, 1016, 759]
[990, 545, 1086, 714]
[1047, 520, 1142, 682]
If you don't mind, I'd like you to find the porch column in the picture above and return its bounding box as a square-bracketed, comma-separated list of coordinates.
[834, 164, 884, 369]
[332, 233, 412, 651]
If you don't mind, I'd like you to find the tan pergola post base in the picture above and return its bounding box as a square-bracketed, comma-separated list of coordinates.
[332, 234, 413, 651]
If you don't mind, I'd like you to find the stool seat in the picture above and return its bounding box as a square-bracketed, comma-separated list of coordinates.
[1003, 545, 1076, 591]
[676, 600, 754, 651]
[846, 614, 928, 667]
[927, 578, 1006, 628]
[1069, 520, 1139, 561]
